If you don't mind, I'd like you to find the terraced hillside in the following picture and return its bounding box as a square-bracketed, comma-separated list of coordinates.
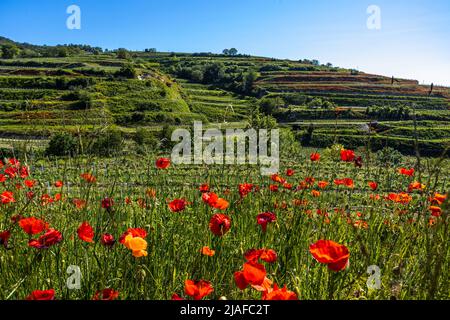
[0, 37, 449, 156]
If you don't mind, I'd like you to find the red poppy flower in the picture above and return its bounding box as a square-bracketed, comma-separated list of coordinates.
[0, 174, 7, 183]
[245, 248, 278, 264]
[340, 149, 355, 162]
[19, 217, 48, 235]
[202, 192, 229, 210]
[429, 206, 442, 217]
[398, 168, 415, 176]
[430, 193, 447, 205]
[101, 197, 114, 210]
[171, 293, 185, 300]
[156, 157, 171, 169]
[202, 192, 218, 206]
[387, 192, 412, 204]
[93, 288, 119, 300]
[368, 181, 378, 191]
[24, 180, 35, 188]
[55, 180, 63, 188]
[334, 178, 354, 188]
[209, 214, 231, 236]
[213, 198, 229, 210]
[262, 284, 298, 300]
[242, 261, 266, 286]
[77, 222, 94, 243]
[26, 289, 55, 300]
[8, 158, 20, 167]
[184, 280, 214, 300]
[283, 183, 293, 190]
[269, 184, 278, 192]
[309, 240, 350, 272]
[168, 198, 188, 212]
[1, 191, 15, 204]
[234, 271, 249, 290]
[80, 173, 96, 183]
[286, 169, 295, 177]
[101, 233, 116, 247]
[201, 246, 215, 257]
[256, 212, 276, 232]
[238, 183, 254, 198]
[318, 181, 329, 189]
[28, 229, 63, 249]
[311, 190, 321, 197]
[0, 230, 11, 248]
[20, 166, 29, 178]
[40, 194, 54, 206]
[199, 183, 210, 193]
[408, 181, 425, 193]
[4, 166, 18, 178]
[72, 198, 86, 209]
[310, 152, 321, 162]
[119, 228, 147, 244]
[271, 174, 286, 184]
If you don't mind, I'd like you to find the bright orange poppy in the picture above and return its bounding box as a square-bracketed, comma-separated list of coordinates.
[184, 280, 214, 300]
[309, 239, 350, 272]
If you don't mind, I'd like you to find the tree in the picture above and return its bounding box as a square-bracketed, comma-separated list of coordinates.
[203, 62, 225, 84]
[259, 97, 284, 115]
[1, 44, 20, 59]
[45, 133, 77, 156]
[242, 70, 258, 94]
[222, 48, 238, 56]
[57, 47, 69, 57]
[191, 68, 204, 83]
[228, 48, 238, 56]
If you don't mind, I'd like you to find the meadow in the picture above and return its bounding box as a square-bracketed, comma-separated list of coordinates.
[0, 38, 449, 301]
[0, 147, 448, 300]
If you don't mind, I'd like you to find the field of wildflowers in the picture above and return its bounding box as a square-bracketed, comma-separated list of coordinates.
[0, 149, 448, 300]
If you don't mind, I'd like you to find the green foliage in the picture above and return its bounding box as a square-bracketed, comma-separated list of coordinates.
[247, 109, 277, 129]
[222, 48, 238, 56]
[375, 146, 404, 167]
[322, 143, 345, 162]
[133, 128, 160, 154]
[1, 44, 20, 59]
[159, 124, 176, 150]
[301, 123, 315, 145]
[116, 48, 130, 59]
[367, 105, 412, 120]
[87, 128, 124, 156]
[114, 64, 138, 79]
[259, 96, 284, 115]
[242, 70, 258, 94]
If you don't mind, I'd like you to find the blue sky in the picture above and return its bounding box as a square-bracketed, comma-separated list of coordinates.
[1, 0, 449, 85]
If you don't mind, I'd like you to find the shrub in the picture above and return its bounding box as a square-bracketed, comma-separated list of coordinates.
[115, 64, 137, 79]
[134, 128, 160, 154]
[45, 133, 78, 157]
[322, 144, 345, 162]
[88, 129, 124, 156]
[376, 147, 404, 167]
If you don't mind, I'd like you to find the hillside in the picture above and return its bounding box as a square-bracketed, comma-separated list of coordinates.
[0, 37, 449, 156]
